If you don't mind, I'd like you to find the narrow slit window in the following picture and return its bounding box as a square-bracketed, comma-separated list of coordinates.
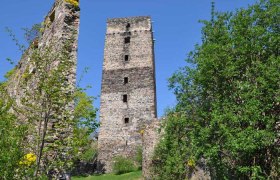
[125, 55, 129, 61]
[124, 77, 128, 84]
[124, 37, 130, 44]
[123, 94, 127, 102]
[124, 118, 129, 124]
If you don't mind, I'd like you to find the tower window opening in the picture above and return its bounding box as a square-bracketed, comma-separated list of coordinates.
[124, 77, 128, 84]
[124, 37, 130, 44]
[125, 55, 129, 61]
[123, 94, 128, 102]
[126, 140, 128, 146]
[124, 118, 129, 124]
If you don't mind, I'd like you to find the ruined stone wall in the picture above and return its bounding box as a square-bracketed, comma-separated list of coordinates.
[98, 16, 157, 172]
[8, 0, 79, 93]
[142, 119, 162, 179]
[6, 0, 80, 149]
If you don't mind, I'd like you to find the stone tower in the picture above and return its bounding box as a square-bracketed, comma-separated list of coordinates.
[98, 16, 157, 172]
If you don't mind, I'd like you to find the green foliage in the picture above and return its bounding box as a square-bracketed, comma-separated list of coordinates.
[72, 128, 98, 163]
[0, 83, 28, 179]
[19, 41, 98, 177]
[74, 88, 98, 135]
[4, 24, 98, 178]
[16, 40, 79, 177]
[153, 0, 280, 179]
[22, 23, 43, 45]
[72, 87, 98, 165]
[152, 113, 190, 179]
[135, 146, 143, 170]
[4, 68, 16, 80]
[72, 171, 142, 180]
[80, 145, 97, 162]
[112, 156, 137, 175]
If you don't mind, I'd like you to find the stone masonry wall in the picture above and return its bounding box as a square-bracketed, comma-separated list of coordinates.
[98, 16, 157, 172]
[7, 0, 80, 151]
[142, 119, 162, 179]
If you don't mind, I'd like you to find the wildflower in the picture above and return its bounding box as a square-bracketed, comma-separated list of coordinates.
[19, 153, 36, 166]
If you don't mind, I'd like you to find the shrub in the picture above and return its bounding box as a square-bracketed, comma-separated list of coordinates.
[151, 113, 189, 179]
[79, 142, 97, 162]
[164, 0, 280, 179]
[135, 146, 143, 170]
[112, 156, 136, 175]
[0, 83, 28, 179]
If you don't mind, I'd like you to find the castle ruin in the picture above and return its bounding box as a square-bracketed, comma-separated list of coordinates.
[6, 0, 162, 177]
[98, 16, 157, 172]
[6, 0, 80, 175]
[7, 1, 80, 117]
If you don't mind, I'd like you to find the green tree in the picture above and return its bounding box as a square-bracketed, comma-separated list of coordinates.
[153, 0, 279, 179]
[72, 88, 98, 163]
[152, 113, 190, 180]
[3, 24, 98, 178]
[112, 156, 137, 175]
[16, 41, 98, 178]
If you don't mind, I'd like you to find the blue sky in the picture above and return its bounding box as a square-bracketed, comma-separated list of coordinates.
[0, 0, 257, 117]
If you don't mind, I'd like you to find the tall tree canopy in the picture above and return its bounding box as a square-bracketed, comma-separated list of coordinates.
[153, 0, 279, 179]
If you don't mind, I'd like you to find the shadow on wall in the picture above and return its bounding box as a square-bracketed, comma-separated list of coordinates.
[71, 160, 105, 176]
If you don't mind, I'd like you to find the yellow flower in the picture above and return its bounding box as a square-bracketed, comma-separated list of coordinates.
[19, 153, 37, 166]
[65, 0, 79, 7]
[140, 129, 144, 135]
[187, 159, 195, 167]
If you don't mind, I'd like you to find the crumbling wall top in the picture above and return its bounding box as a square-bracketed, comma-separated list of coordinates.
[106, 16, 152, 33]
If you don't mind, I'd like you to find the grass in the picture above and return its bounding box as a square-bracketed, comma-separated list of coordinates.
[72, 171, 142, 180]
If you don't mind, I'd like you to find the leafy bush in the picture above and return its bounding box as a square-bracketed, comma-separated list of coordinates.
[112, 156, 136, 175]
[153, 0, 280, 179]
[0, 83, 28, 179]
[3, 25, 98, 178]
[152, 113, 189, 179]
[135, 146, 143, 170]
